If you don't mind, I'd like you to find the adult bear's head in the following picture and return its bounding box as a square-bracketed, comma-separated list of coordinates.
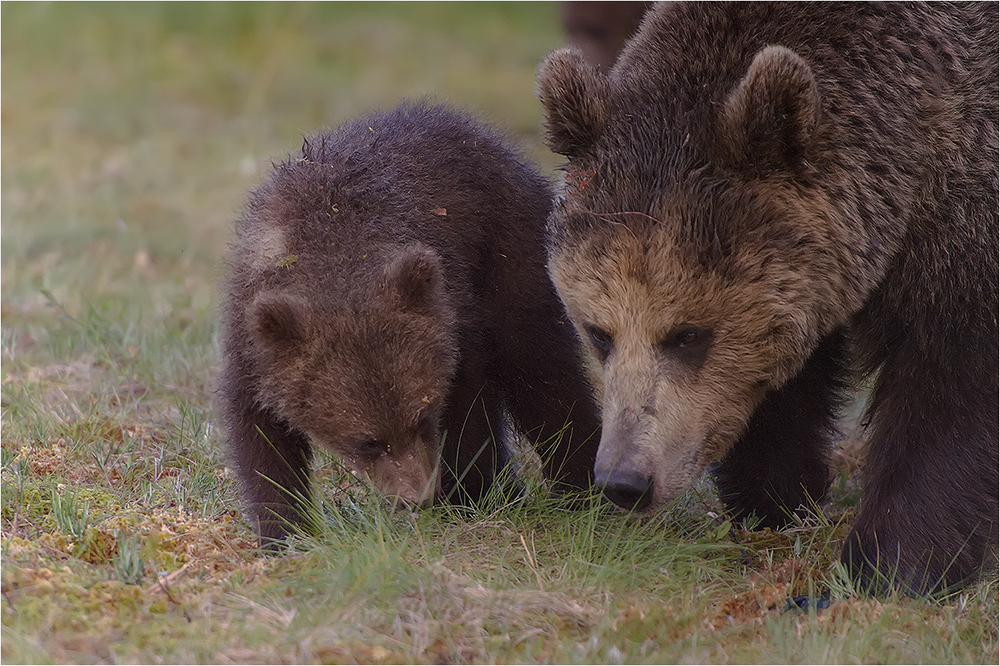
[538, 37, 855, 512]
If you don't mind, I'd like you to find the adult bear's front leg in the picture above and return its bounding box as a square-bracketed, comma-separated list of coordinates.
[713, 330, 852, 529]
[842, 344, 999, 596]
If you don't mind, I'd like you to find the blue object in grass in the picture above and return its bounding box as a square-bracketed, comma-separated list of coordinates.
[783, 593, 832, 613]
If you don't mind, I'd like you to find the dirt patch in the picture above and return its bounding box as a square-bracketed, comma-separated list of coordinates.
[705, 557, 824, 629]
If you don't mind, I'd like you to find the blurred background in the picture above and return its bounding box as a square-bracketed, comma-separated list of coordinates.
[3, 3, 563, 320]
[1, 1, 649, 343]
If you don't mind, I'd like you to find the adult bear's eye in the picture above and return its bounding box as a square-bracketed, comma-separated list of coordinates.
[675, 326, 700, 347]
[660, 324, 712, 367]
[585, 324, 614, 362]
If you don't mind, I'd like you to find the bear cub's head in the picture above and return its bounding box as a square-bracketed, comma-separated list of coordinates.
[248, 245, 458, 508]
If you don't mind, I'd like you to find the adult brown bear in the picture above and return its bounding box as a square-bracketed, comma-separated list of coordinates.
[218, 102, 600, 546]
[537, 2, 998, 594]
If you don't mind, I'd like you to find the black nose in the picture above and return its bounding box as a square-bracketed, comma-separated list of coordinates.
[595, 468, 654, 511]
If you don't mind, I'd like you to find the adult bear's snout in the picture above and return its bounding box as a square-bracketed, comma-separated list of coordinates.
[595, 466, 654, 511]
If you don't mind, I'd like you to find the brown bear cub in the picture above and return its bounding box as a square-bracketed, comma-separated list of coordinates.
[218, 102, 600, 546]
[538, 3, 997, 595]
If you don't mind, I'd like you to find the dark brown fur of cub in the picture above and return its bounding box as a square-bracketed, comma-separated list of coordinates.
[219, 102, 600, 546]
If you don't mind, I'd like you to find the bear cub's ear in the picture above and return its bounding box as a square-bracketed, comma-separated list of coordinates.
[537, 48, 610, 159]
[717, 45, 821, 175]
[383, 245, 446, 315]
[249, 292, 313, 349]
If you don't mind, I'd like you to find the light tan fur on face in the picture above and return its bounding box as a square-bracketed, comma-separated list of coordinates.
[550, 222, 822, 511]
[310, 429, 440, 508]
[368, 440, 440, 507]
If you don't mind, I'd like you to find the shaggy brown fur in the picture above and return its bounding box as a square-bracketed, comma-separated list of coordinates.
[537, 2, 998, 595]
[218, 102, 600, 546]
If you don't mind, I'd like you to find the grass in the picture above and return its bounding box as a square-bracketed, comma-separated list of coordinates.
[2, 2, 997, 663]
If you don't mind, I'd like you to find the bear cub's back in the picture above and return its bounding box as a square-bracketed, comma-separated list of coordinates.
[228, 103, 553, 311]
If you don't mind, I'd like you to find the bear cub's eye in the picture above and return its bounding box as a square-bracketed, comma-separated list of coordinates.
[357, 438, 389, 459]
[416, 415, 437, 441]
[585, 324, 614, 362]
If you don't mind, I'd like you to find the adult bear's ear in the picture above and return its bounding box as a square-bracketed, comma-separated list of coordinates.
[249, 291, 313, 349]
[383, 245, 446, 315]
[537, 48, 610, 159]
[716, 45, 820, 175]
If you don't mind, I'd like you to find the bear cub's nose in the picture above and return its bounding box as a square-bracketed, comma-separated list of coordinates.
[595, 468, 654, 511]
